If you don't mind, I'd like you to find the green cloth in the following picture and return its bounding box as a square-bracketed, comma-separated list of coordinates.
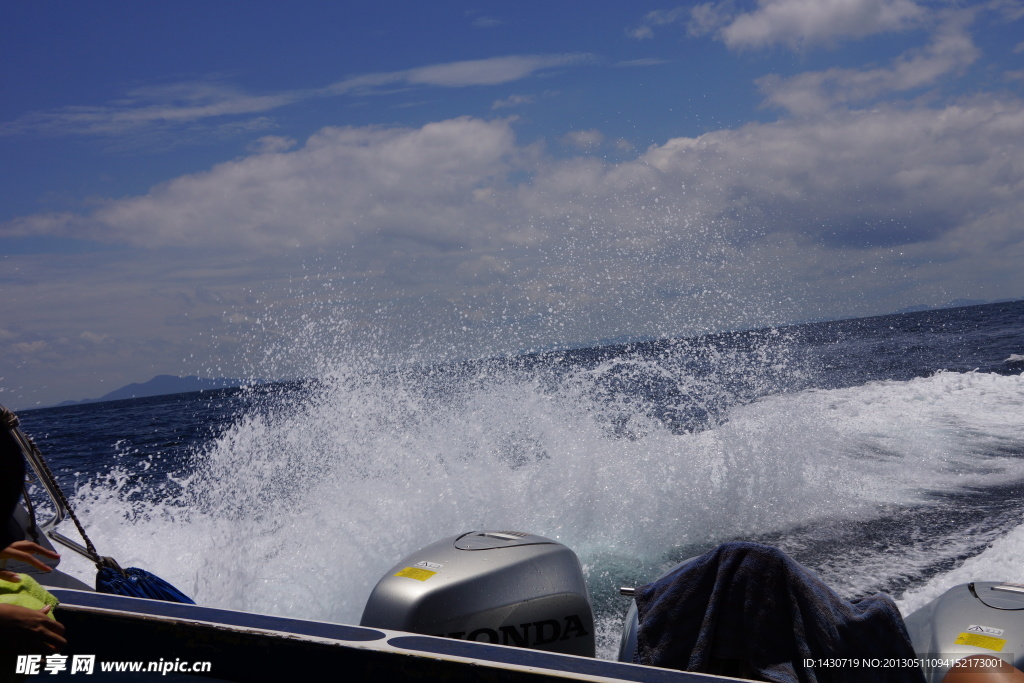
[0, 575, 59, 683]
[0, 573, 58, 618]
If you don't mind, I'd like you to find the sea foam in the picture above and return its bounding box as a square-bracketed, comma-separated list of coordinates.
[58, 364, 1024, 659]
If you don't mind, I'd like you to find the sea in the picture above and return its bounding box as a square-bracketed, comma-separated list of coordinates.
[14, 300, 1024, 659]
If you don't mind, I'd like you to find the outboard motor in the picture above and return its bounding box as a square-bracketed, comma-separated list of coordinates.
[904, 582, 1024, 682]
[617, 558, 695, 663]
[360, 530, 595, 657]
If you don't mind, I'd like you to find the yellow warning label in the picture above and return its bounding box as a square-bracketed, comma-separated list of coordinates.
[394, 567, 437, 581]
[955, 633, 1008, 652]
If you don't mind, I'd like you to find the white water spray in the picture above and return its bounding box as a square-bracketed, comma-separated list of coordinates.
[62, 357, 1024, 658]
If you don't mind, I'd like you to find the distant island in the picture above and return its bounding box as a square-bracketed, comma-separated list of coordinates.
[50, 298, 1021, 408]
[56, 375, 245, 407]
[891, 298, 995, 314]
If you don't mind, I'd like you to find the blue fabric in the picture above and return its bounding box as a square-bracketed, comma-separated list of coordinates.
[96, 566, 195, 604]
[634, 542, 925, 683]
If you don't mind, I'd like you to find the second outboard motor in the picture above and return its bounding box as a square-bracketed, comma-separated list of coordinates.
[904, 581, 1024, 682]
[361, 530, 595, 657]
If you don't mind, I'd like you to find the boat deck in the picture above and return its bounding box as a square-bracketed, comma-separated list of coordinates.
[29, 588, 742, 682]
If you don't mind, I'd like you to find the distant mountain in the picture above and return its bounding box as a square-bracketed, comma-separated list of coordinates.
[944, 298, 990, 308]
[892, 304, 934, 314]
[892, 298, 1019, 315]
[57, 375, 244, 407]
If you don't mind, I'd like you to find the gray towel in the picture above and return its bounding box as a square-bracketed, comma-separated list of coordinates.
[634, 542, 926, 683]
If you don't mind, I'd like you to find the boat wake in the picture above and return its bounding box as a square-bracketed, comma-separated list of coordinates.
[57, 353, 1024, 659]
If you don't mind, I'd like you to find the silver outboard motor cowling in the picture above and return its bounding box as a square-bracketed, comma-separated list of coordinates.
[360, 530, 595, 657]
[904, 581, 1024, 682]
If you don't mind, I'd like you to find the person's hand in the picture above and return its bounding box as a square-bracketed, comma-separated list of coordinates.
[0, 541, 60, 580]
[0, 603, 66, 654]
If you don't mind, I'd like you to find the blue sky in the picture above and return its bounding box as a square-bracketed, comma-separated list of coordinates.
[2, 0, 1023, 408]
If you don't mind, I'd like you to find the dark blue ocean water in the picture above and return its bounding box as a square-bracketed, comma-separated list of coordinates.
[13, 300, 1024, 658]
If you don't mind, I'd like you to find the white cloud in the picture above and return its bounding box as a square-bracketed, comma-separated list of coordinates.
[472, 16, 504, 29]
[632, 100, 1024, 250]
[7, 102, 1023, 261]
[324, 54, 595, 94]
[614, 139, 635, 153]
[758, 11, 979, 115]
[633, 0, 925, 49]
[687, 2, 734, 37]
[628, 7, 690, 39]
[0, 78, 300, 139]
[412, 55, 587, 87]
[721, 0, 926, 50]
[4, 103, 1023, 406]
[8, 101, 1023, 257]
[992, 0, 1024, 22]
[247, 135, 298, 154]
[0, 55, 594, 141]
[79, 331, 108, 345]
[562, 129, 605, 149]
[614, 58, 671, 68]
[492, 94, 535, 110]
[12, 340, 48, 355]
[4, 117, 521, 251]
